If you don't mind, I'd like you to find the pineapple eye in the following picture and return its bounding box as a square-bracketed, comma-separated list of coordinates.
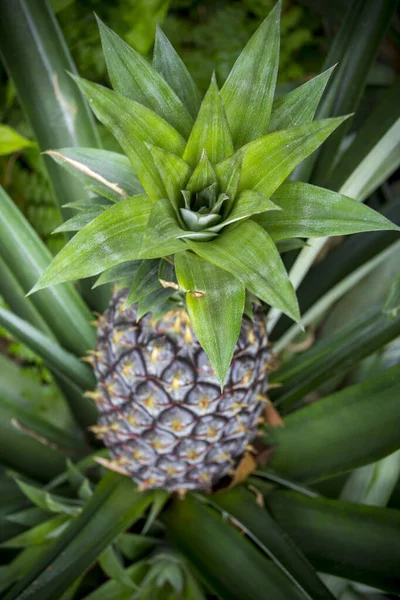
[199, 397, 209, 411]
[187, 449, 199, 460]
[143, 396, 155, 409]
[171, 419, 184, 432]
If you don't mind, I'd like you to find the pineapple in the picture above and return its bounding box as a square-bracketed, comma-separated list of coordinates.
[32, 1, 398, 492]
[91, 290, 269, 491]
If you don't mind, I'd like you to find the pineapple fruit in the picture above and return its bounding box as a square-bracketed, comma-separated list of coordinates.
[91, 290, 269, 490]
[32, 1, 398, 492]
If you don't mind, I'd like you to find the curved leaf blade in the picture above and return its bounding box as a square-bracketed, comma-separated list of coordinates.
[265, 489, 400, 594]
[212, 189, 280, 231]
[268, 67, 335, 133]
[0, 186, 95, 355]
[187, 220, 300, 323]
[0, 307, 96, 391]
[4, 474, 153, 600]
[255, 181, 399, 240]
[239, 117, 350, 197]
[147, 145, 191, 211]
[74, 77, 186, 200]
[270, 305, 400, 412]
[153, 26, 201, 120]
[47, 148, 143, 201]
[183, 75, 234, 167]
[97, 18, 193, 138]
[213, 487, 335, 600]
[175, 251, 245, 386]
[32, 195, 152, 290]
[53, 210, 103, 233]
[264, 364, 400, 482]
[220, 1, 280, 147]
[162, 494, 309, 600]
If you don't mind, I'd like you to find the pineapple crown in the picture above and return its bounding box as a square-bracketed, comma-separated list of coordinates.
[31, 1, 398, 386]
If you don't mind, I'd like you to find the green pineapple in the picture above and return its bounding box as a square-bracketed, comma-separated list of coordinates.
[32, 1, 398, 492]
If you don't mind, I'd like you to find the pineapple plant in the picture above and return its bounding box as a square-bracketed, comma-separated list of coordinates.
[0, 0, 400, 598]
[27, 2, 397, 493]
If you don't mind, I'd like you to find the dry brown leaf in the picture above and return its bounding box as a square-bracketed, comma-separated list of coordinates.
[229, 452, 257, 488]
[94, 456, 130, 476]
[264, 400, 285, 427]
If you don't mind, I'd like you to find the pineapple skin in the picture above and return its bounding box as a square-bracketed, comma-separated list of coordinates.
[92, 290, 270, 492]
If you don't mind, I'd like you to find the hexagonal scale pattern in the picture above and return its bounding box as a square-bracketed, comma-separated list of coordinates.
[93, 290, 270, 491]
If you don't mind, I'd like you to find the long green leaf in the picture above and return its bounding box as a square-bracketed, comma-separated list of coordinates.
[268, 90, 400, 335]
[183, 74, 233, 167]
[0, 547, 48, 595]
[336, 117, 400, 203]
[310, 0, 397, 186]
[187, 220, 300, 322]
[329, 77, 400, 192]
[0, 0, 110, 311]
[239, 117, 349, 197]
[4, 473, 153, 600]
[82, 561, 149, 600]
[264, 489, 400, 593]
[273, 240, 400, 351]
[0, 186, 95, 355]
[0, 395, 80, 481]
[93, 261, 142, 289]
[0, 0, 100, 220]
[136, 287, 173, 320]
[47, 148, 143, 201]
[162, 495, 309, 600]
[97, 17, 193, 138]
[32, 195, 153, 290]
[268, 67, 335, 132]
[153, 26, 201, 119]
[292, 202, 400, 319]
[99, 545, 136, 590]
[263, 365, 400, 481]
[127, 260, 161, 305]
[220, 1, 280, 147]
[0, 354, 73, 433]
[270, 306, 400, 412]
[175, 251, 245, 386]
[1, 515, 69, 549]
[0, 367, 87, 452]
[212, 487, 335, 600]
[0, 307, 96, 392]
[0, 124, 35, 155]
[0, 257, 52, 336]
[340, 451, 400, 508]
[75, 78, 186, 200]
[255, 181, 398, 239]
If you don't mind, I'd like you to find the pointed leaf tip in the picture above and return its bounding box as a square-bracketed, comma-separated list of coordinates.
[175, 252, 245, 387]
[183, 76, 233, 167]
[221, 0, 280, 146]
[97, 17, 193, 138]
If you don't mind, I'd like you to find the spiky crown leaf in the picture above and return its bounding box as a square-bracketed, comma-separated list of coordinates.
[32, 1, 398, 386]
